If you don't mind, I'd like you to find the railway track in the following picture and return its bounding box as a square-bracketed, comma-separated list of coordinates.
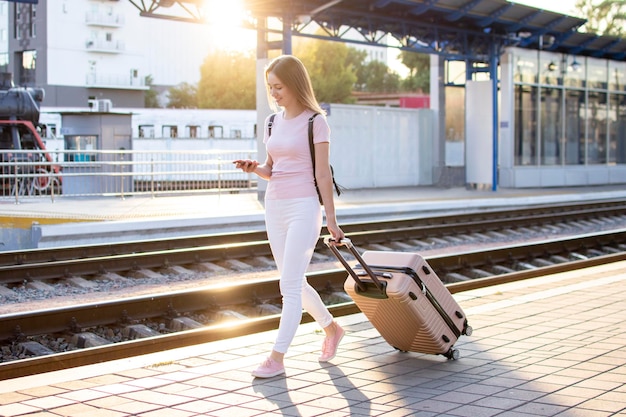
[0, 198, 625, 286]
[1, 229, 625, 381]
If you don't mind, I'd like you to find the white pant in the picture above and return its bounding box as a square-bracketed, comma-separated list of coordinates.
[265, 197, 333, 353]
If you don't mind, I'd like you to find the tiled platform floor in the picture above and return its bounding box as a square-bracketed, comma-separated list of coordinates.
[1, 261, 625, 417]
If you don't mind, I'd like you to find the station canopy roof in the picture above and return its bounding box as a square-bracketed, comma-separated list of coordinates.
[242, 0, 625, 61]
[137, 0, 626, 61]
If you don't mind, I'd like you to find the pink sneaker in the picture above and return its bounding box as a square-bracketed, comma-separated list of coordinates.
[251, 357, 285, 378]
[319, 323, 345, 362]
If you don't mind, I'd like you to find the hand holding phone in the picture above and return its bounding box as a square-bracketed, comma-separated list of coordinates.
[233, 159, 258, 172]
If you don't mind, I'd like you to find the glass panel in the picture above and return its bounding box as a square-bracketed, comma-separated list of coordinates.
[445, 60, 466, 85]
[162, 125, 177, 138]
[609, 62, 626, 92]
[564, 56, 585, 88]
[587, 58, 608, 90]
[209, 125, 223, 138]
[138, 125, 154, 138]
[564, 90, 585, 165]
[514, 49, 538, 84]
[514, 84, 538, 165]
[65, 135, 97, 162]
[609, 93, 626, 164]
[585, 91, 608, 164]
[540, 87, 563, 165]
[187, 125, 199, 138]
[445, 86, 465, 142]
[539, 52, 562, 86]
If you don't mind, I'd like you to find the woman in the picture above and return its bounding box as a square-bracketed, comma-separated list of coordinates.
[234, 55, 345, 378]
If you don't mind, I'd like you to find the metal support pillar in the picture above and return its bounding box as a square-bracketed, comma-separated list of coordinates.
[490, 42, 499, 191]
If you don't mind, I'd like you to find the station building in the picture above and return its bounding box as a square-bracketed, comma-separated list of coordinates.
[2, 0, 625, 190]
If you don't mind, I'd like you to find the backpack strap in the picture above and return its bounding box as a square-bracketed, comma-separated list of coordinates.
[267, 113, 276, 136]
[308, 113, 320, 176]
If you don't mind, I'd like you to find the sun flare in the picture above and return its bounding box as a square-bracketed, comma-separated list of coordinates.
[202, 0, 256, 52]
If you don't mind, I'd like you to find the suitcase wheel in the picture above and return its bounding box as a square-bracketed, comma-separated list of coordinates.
[464, 325, 473, 337]
[444, 348, 460, 360]
[393, 346, 408, 353]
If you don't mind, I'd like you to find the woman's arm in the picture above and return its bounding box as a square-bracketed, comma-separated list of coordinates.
[314, 142, 344, 241]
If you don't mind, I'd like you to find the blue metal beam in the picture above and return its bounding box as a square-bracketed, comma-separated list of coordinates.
[506, 10, 541, 33]
[445, 0, 483, 22]
[570, 36, 598, 54]
[547, 30, 576, 51]
[590, 38, 621, 58]
[478, 3, 513, 27]
[409, 0, 440, 16]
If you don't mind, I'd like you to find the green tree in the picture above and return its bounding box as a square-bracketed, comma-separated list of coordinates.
[574, 0, 625, 36]
[294, 38, 358, 104]
[359, 60, 400, 93]
[197, 50, 256, 109]
[398, 50, 430, 93]
[167, 82, 198, 108]
[144, 75, 160, 108]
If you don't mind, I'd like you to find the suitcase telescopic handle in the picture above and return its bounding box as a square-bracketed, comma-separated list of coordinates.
[324, 237, 385, 293]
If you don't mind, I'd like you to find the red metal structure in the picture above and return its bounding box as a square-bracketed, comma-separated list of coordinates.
[0, 75, 60, 196]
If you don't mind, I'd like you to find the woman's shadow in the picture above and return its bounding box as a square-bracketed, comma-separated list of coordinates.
[251, 364, 371, 416]
[322, 364, 372, 416]
[252, 376, 302, 416]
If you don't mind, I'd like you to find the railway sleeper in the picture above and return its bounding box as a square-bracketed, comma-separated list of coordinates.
[388, 241, 415, 250]
[531, 258, 554, 267]
[586, 249, 606, 257]
[602, 245, 622, 254]
[516, 262, 537, 270]
[406, 239, 431, 247]
[485, 231, 509, 239]
[469, 268, 492, 278]
[169, 317, 203, 332]
[220, 259, 256, 271]
[366, 243, 394, 251]
[428, 237, 451, 246]
[457, 233, 479, 241]
[0, 285, 15, 297]
[161, 265, 195, 276]
[491, 265, 516, 274]
[191, 262, 229, 274]
[215, 309, 248, 322]
[66, 276, 99, 290]
[442, 236, 466, 244]
[550, 255, 570, 263]
[18, 341, 54, 357]
[445, 272, 472, 283]
[129, 269, 165, 280]
[122, 324, 161, 340]
[71, 332, 111, 348]
[256, 303, 282, 315]
[26, 281, 54, 292]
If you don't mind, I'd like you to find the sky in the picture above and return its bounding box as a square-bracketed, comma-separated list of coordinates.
[513, 0, 580, 16]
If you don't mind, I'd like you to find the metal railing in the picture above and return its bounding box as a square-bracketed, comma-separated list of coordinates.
[0, 149, 258, 203]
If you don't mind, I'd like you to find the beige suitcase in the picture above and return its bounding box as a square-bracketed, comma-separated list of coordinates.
[325, 238, 472, 359]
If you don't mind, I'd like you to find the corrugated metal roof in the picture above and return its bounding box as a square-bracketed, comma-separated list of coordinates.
[241, 0, 624, 60]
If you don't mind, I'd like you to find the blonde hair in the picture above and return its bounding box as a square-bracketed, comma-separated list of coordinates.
[265, 55, 326, 115]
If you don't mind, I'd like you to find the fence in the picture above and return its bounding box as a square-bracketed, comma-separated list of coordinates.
[0, 149, 258, 203]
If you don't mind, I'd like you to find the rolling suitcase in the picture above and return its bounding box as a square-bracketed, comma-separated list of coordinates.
[325, 238, 473, 359]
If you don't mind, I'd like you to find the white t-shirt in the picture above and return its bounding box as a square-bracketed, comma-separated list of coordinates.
[263, 109, 330, 200]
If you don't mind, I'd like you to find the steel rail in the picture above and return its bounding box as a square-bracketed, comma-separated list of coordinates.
[2, 198, 624, 268]
[1, 202, 625, 284]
